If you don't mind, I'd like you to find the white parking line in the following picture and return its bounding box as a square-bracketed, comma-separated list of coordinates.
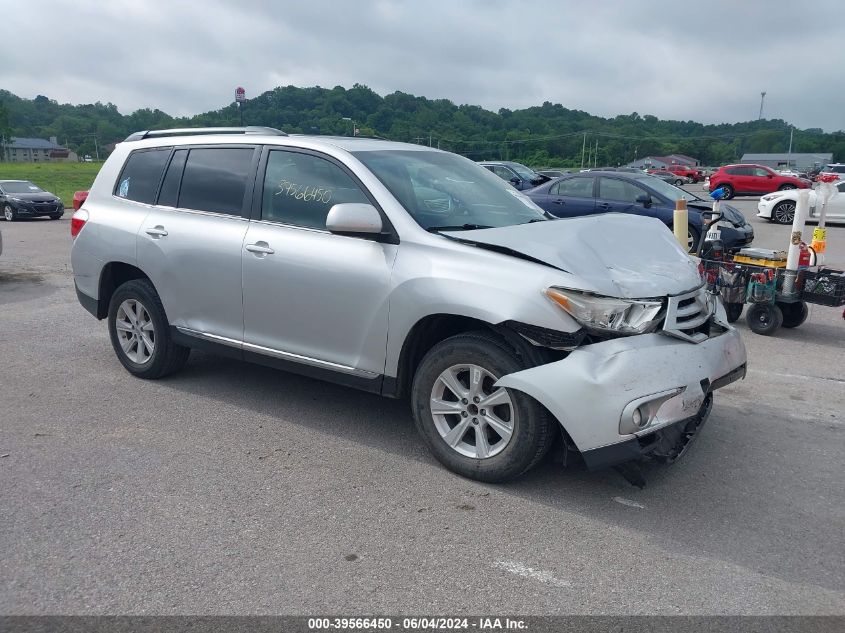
[613, 496, 646, 509]
[493, 560, 571, 588]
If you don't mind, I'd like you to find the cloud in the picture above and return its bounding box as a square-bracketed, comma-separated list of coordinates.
[2, 0, 843, 131]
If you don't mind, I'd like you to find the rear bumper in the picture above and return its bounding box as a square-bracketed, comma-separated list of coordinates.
[74, 281, 100, 318]
[494, 326, 747, 463]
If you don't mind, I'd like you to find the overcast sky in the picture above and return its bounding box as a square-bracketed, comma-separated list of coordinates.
[3, 0, 843, 132]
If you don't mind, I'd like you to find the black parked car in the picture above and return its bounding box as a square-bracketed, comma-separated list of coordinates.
[525, 171, 754, 252]
[1, 180, 64, 221]
[478, 161, 551, 191]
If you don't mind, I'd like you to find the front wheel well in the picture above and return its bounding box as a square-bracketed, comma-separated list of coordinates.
[96, 262, 150, 319]
[388, 314, 555, 400]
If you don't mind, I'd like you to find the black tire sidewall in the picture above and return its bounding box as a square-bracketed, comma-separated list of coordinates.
[411, 333, 548, 482]
[746, 303, 783, 335]
[773, 201, 795, 225]
[779, 301, 808, 328]
[107, 280, 173, 378]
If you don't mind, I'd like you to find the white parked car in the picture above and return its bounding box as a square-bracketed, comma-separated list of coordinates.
[757, 180, 845, 224]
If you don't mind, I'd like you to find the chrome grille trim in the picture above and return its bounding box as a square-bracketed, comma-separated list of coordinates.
[662, 286, 715, 343]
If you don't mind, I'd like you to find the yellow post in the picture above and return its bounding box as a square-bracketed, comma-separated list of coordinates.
[673, 197, 689, 251]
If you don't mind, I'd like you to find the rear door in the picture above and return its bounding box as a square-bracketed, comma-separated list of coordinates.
[136, 145, 258, 342]
[240, 147, 397, 378]
[540, 176, 596, 217]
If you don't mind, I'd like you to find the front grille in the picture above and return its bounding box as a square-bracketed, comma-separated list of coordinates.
[663, 286, 715, 343]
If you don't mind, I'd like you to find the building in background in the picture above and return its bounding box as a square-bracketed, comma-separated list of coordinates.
[740, 153, 832, 172]
[2, 137, 79, 163]
[625, 154, 700, 170]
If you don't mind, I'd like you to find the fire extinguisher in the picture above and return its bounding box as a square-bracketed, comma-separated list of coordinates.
[798, 242, 811, 269]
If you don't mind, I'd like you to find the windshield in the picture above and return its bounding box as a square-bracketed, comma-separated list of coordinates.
[352, 150, 548, 230]
[508, 162, 539, 180]
[2, 181, 44, 194]
[636, 174, 703, 202]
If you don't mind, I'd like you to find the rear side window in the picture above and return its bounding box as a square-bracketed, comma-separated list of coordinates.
[178, 148, 255, 215]
[261, 150, 368, 229]
[551, 177, 593, 197]
[115, 149, 171, 204]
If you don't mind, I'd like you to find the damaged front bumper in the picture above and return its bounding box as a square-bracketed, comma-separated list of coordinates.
[495, 326, 747, 470]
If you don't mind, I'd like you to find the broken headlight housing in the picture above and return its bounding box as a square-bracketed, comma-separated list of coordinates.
[545, 287, 664, 335]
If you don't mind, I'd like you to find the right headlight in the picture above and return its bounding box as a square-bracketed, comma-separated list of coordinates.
[545, 287, 664, 335]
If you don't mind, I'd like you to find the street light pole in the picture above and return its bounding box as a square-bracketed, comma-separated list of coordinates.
[342, 117, 356, 136]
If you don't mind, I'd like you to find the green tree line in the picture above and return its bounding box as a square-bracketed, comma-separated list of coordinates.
[1, 84, 842, 167]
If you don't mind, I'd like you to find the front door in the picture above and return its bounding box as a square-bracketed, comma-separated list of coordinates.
[539, 176, 596, 217]
[241, 148, 397, 378]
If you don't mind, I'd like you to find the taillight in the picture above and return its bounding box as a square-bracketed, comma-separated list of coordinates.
[71, 209, 88, 238]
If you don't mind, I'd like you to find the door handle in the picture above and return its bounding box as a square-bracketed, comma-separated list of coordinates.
[245, 242, 275, 255]
[552, 198, 565, 205]
[145, 226, 168, 238]
[598, 203, 611, 210]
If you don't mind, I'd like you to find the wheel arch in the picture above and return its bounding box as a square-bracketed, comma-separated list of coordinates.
[384, 313, 553, 400]
[96, 261, 152, 319]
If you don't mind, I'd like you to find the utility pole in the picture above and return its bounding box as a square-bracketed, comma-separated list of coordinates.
[787, 126, 794, 167]
[758, 91, 766, 120]
[580, 133, 587, 168]
[594, 140, 599, 168]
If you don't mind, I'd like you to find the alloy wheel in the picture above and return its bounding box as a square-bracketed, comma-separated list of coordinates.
[4, 206, 13, 221]
[115, 299, 155, 365]
[429, 363, 515, 459]
[774, 201, 796, 224]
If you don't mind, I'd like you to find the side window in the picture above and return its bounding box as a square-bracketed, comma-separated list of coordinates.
[115, 149, 171, 204]
[178, 148, 254, 215]
[753, 168, 770, 177]
[551, 177, 593, 197]
[599, 178, 645, 203]
[837, 182, 845, 193]
[157, 149, 188, 207]
[262, 150, 368, 229]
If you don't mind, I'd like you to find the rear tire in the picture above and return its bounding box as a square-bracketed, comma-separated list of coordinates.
[674, 179, 684, 186]
[107, 279, 190, 379]
[746, 303, 782, 336]
[410, 331, 553, 482]
[778, 301, 808, 328]
[778, 184, 797, 191]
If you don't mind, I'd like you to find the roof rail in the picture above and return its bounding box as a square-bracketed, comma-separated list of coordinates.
[123, 126, 287, 142]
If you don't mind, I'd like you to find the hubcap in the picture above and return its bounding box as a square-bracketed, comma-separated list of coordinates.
[115, 299, 155, 365]
[775, 202, 795, 223]
[430, 364, 515, 459]
[4, 206, 12, 221]
[687, 230, 696, 252]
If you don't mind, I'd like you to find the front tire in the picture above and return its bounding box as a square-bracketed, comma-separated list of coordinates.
[717, 184, 735, 199]
[49, 213, 62, 220]
[746, 303, 782, 336]
[411, 331, 553, 482]
[674, 179, 684, 186]
[107, 279, 190, 379]
[772, 200, 796, 224]
[4, 205, 16, 222]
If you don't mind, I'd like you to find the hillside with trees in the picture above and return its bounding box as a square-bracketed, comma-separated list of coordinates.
[1, 84, 842, 167]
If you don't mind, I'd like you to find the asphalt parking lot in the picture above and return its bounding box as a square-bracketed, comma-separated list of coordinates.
[1, 192, 844, 615]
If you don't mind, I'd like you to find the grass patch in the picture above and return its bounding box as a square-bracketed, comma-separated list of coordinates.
[0, 162, 103, 206]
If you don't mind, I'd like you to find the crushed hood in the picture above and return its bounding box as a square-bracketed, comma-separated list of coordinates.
[444, 214, 702, 298]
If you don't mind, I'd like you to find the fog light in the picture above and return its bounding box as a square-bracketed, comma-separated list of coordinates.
[632, 407, 645, 428]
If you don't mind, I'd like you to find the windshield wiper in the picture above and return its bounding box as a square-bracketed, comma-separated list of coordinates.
[521, 218, 548, 224]
[427, 224, 493, 232]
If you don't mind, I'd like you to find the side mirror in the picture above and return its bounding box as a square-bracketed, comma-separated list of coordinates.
[509, 177, 522, 187]
[326, 203, 384, 235]
[636, 193, 652, 208]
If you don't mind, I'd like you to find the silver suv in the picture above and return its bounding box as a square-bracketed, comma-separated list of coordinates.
[71, 127, 747, 482]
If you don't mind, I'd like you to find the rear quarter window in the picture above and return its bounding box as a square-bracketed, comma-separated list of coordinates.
[114, 148, 172, 204]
